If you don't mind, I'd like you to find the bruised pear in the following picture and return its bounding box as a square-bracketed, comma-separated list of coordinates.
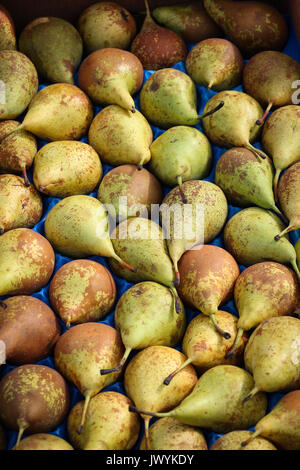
[78, 48, 143, 112]
[0, 228, 55, 296]
[0, 364, 69, 446]
[67, 392, 140, 450]
[19, 17, 83, 84]
[33, 141, 102, 198]
[0, 174, 42, 234]
[49, 259, 116, 326]
[0, 50, 38, 120]
[0, 296, 60, 364]
[211, 431, 277, 450]
[130, 0, 186, 70]
[13, 434, 73, 450]
[0, 4, 16, 50]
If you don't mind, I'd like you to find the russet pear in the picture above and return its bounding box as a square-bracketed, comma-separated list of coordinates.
[13, 434, 73, 450]
[211, 430, 277, 450]
[0, 4, 16, 50]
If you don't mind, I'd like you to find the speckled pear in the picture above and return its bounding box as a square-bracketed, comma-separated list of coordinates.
[149, 126, 212, 187]
[19, 17, 83, 84]
[54, 323, 124, 434]
[13, 434, 73, 450]
[33, 141, 102, 198]
[125, 345, 198, 450]
[0, 4, 16, 50]
[100, 282, 186, 376]
[0, 174, 42, 234]
[0, 228, 55, 296]
[0, 365, 69, 447]
[67, 392, 140, 450]
[211, 431, 277, 450]
[275, 162, 300, 239]
[88, 105, 153, 168]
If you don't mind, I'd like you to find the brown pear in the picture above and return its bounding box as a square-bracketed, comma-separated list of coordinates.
[211, 430, 277, 450]
[177, 245, 240, 339]
[130, 0, 187, 70]
[49, 259, 116, 327]
[0, 4, 16, 50]
[0, 174, 42, 234]
[275, 162, 300, 239]
[0, 296, 60, 364]
[54, 323, 124, 434]
[0, 364, 69, 446]
[13, 434, 73, 450]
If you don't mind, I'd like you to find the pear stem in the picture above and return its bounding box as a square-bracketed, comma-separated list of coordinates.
[256, 102, 273, 126]
[77, 393, 92, 434]
[137, 156, 146, 171]
[275, 224, 295, 241]
[241, 429, 262, 448]
[169, 285, 181, 314]
[22, 167, 30, 187]
[198, 101, 224, 121]
[242, 385, 260, 405]
[128, 405, 168, 419]
[113, 254, 137, 273]
[163, 357, 193, 385]
[66, 320, 71, 329]
[273, 169, 281, 202]
[177, 175, 187, 204]
[207, 80, 214, 90]
[245, 143, 267, 161]
[144, 417, 151, 451]
[225, 327, 244, 359]
[144, 0, 151, 19]
[210, 313, 231, 339]
[100, 347, 132, 375]
[15, 421, 27, 448]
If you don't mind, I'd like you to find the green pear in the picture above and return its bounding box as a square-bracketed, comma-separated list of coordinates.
[130, 365, 267, 434]
[0, 50, 38, 120]
[97, 164, 163, 221]
[215, 147, 281, 215]
[0, 364, 69, 446]
[164, 311, 247, 386]
[108, 217, 180, 309]
[152, 2, 222, 43]
[88, 105, 153, 167]
[162, 180, 228, 283]
[139, 68, 224, 129]
[49, 259, 116, 327]
[211, 430, 277, 450]
[202, 90, 268, 161]
[54, 323, 124, 433]
[241, 391, 300, 450]
[149, 126, 212, 187]
[186, 38, 244, 91]
[178, 245, 240, 339]
[44, 195, 136, 272]
[13, 434, 73, 450]
[262, 106, 300, 197]
[0, 4, 16, 50]
[0, 228, 55, 296]
[100, 281, 186, 376]
[203, 0, 288, 57]
[33, 141, 102, 198]
[227, 262, 300, 358]
[0, 120, 37, 185]
[243, 317, 300, 400]
[124, 345, 198, 450]
[224, 207, 300, 279]
[243, 51, 300, 124]
[140, 417, 208, 450]
[78, 48, 143, 112]
[0, 174, 42, 234]
[19, 17, 83, 84]
[275, 162, 300, 239]
[8, 84, 93, 141]
[67, 392, 140, 450]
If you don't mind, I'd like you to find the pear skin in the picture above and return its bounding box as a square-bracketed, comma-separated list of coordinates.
[49, 260, 116, 326]
[211, 430, 277, 450]
[296, 238, 300, 271]
[186, 38, 244, 91]
[67, 392, 140, 450]
[177, 245, 240, 339]
[13, 434, 73, 450]
[276, 162, 300, 239]
[203, 0, 288, 57]
[241, 391, 300, 450]
[19, 17, 83, 84]
[54, 323, 124, 433]
[0, 365, 69, 446]
[0, 228, 55, 296]
[78, 2, 136, 53]
[149, 126, 212, 187]
[224, 207, 300, 280]
[244, 317, 300, 396]
[130, 365, 267, 434]
[262, 106, 300, 196]
[0, 4, 16, 50]
[140, 417, 207, 450]
[215, 147, 281, 215]
[88, 105, 153, 167]
[33, 141, 102, 198]
[78, 48, 143, 112]
[0, 174, 42, 234]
